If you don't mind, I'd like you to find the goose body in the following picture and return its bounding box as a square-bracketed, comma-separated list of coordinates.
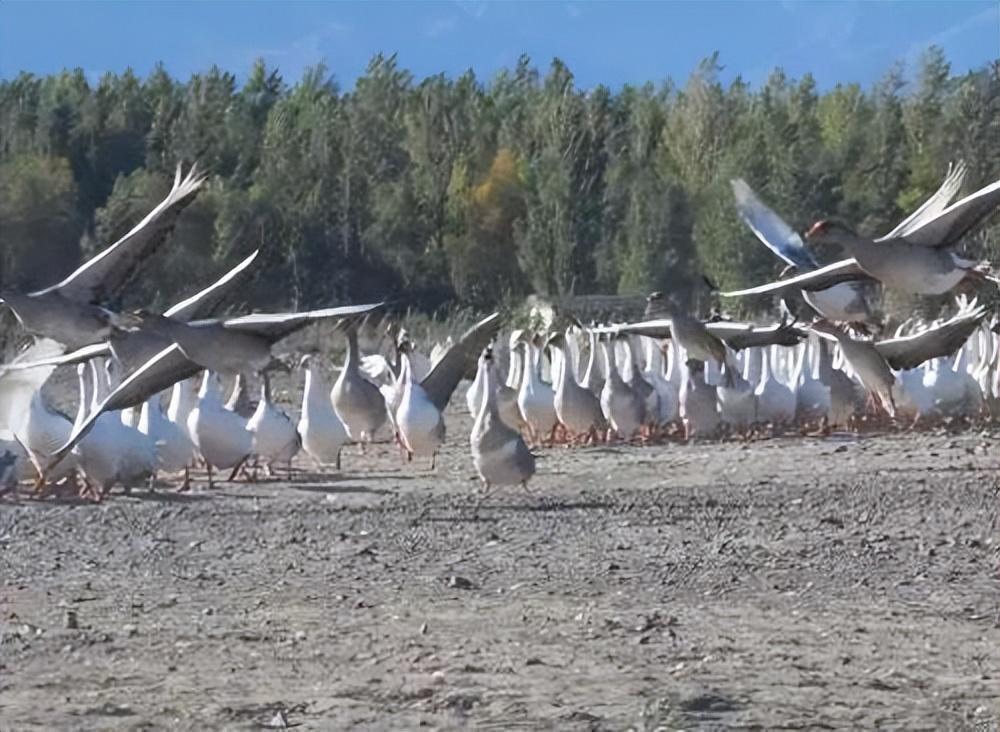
[471, 351, 535, 488]
[549, 334, 605, 437]
[139, 394, 195, 475]
[188, 372, 252, 476]
[679, 360, 720, 439]
[396, 355, 446, 459]
[794, 340, 832, 423]
[331, 327, 387, 445]
[247, 374, 300, 467]
[599, 340, 644, 439]
[297, 357, 348, 468]
[754, 347, 796, 424]
[71, 365, 120, 493]
[813, 322, 896, 418]
[517, 341, 558, 441]
[93, 361, 157, 491]
[717, 364, 756, 430]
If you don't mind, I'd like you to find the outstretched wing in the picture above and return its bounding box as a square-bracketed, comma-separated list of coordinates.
[705, 320, 807, 350]
[164, 249, 260, 321]
[220, 302, 384, 343]
[0, 341, 110, 375]
[589, 319, 673, 340]
[881, 161, 967, 240]
[38, 163, 206, 304]
[877, 177, 1000, 249]
[46, 344, 201, 473]
[875, 303, 987, 370]
[730, 179, 818, 270]
[421, 312, 502, 411]
[721, 258, 870, 297]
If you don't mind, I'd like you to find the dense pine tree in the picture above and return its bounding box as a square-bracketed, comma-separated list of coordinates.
[0, 49, 996, 317]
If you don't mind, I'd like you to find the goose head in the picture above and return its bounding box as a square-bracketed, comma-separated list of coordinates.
[804, 219, 861, 252]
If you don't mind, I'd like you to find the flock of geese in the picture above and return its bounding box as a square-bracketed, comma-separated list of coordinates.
[0, 161, 998, 500]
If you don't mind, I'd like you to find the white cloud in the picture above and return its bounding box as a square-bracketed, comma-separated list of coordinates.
[424, 16, 459, 38]
[453, 0, 489, 20]
[249, 21, 352, 74]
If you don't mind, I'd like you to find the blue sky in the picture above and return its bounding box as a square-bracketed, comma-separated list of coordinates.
[1, 1, 997, 90]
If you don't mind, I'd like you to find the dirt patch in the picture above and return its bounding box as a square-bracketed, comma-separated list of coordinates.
[1, 414, 998, 730]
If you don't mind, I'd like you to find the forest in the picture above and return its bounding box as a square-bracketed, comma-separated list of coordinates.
[0, 48, 998, 319]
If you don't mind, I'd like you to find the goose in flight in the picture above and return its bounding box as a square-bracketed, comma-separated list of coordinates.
[593, 294, 805, 355]
[2, 249, 260, 377]
[396, 312, 502, 467]
[729, 163, 968, 323]
[730, 179, 872, 324]
[38, 302, 382, 479]
[871, 298, 988, 371]
[810, 320, 897, 418]
[724, 172, 1000, 299]
[0, 164, 205, 350]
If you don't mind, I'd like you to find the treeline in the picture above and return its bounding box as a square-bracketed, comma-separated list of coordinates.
[1, 49, 998, 316]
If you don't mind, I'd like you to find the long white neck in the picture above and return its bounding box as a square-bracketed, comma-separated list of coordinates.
[75, 365, 91, 431]
[89, 361, 105, 412]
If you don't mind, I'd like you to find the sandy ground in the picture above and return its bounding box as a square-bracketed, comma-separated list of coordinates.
[1, 410, 998, 730]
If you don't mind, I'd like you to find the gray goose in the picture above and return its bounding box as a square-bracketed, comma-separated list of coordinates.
[331, 323, 388, 450]
[547, 333, 606, 440]
[39, 302, 382, 479]
[728, 164, 968, 324]
[0, 164, 205, 350]
[471, 347, 535, 491]
[724, 175, 1000, 299]
[2, 250, 260, 377]
[811, 320, 896, 418]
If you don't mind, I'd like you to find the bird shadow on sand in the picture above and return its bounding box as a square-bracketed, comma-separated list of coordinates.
[291, 483, 397, 496]
[123, 489, 214, 503]
[421, 498, 614, 522]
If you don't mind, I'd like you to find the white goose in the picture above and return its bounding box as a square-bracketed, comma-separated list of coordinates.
[547, 333, 606, 439]
[246, 372, 300, 476]
[496, 339, 524, 429]
[138, 392, 196, 489]
[643, 337, 679, 426]
[167, 377, 198, 444]
[517, 336, 558, 444]
[794, 338, 832, 424]
[717, 360, 756, 431]
[0, 340, 78, 488]
[70, 363, 120, 496]
[679, 358, 720, 440]
[396, 313, 501, 467]
[754, 346, 796, 424]
[187, 371, 252, 487]
[95, 360, 157, 493]
[297, 355, 348, 470]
